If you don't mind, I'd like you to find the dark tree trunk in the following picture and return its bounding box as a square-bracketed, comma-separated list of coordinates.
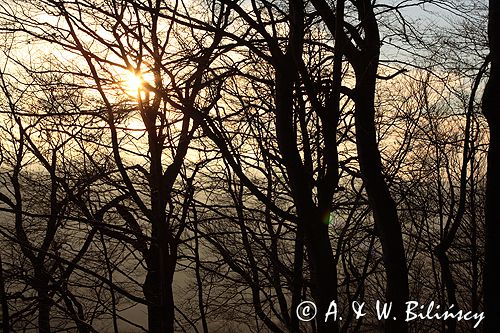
[435, 249, 457, 333]
[143, 177, 176, 333]
[0, 254, 10, 333]
[351, 1, 409, 332]
[290, 223, 304, 333]
[37, 287, 51, 333]
[303, 209, 338, 333]
[33, 268, 51, 333]
[275, 65, 339, 333]
[142, 110, 178, 333]
[483, 1, 500, 332]
[303, 0, 410, 329]
[143, 244, 176, 333]
[270, 0, 340, 330]
[354, 75, 409, 333]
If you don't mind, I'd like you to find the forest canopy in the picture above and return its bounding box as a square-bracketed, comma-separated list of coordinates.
[0, 0, 497, 333]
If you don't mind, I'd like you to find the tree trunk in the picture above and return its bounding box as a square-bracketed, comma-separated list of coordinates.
[435, 249, 457, 333]
[37, 290, 51, 333]
[144, 229, 176, 333]
[290, 223, 304, 333]
[32, 268, 52, 333]
[274, 66, 338, 333]
[303, 209, 338, 333]
[483, 1, 500, 331]
[354, 78, 409, 333]
[142, 112, 177, 333]
[352, 2, 409, 332]
[0, 254, 10, 333]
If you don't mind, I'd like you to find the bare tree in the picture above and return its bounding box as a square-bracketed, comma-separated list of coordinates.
[483, 0, 500, 331]
[1, 0, 232, 331]
[0, 1, 493, 333]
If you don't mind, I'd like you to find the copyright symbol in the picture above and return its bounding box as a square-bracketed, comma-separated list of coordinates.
[296, 301, 317, 321]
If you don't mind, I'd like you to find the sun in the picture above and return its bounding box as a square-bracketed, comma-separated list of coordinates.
[125, 72, 143, 93]
[119, 69, 155, 98]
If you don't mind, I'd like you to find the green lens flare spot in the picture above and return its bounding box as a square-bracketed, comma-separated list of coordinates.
[323, 212, 334, 225]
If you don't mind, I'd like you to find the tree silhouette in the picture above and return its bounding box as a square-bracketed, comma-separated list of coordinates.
[483, 0, 500, 331]
[0, 1, 494, 332]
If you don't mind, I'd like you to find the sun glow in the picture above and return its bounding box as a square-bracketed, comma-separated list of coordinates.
[125, 72, 144, 93]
